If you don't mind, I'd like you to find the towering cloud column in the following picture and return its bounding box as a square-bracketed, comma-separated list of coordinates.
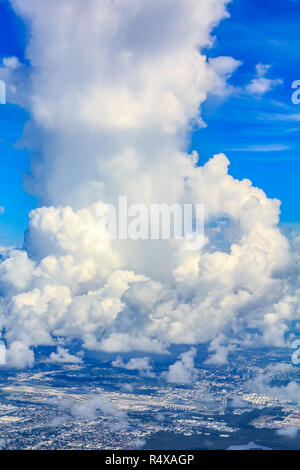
[0, 0, 295, 367]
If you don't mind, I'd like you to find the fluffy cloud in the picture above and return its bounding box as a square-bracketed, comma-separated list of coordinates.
[50, 395, 128, 430]
[205, 334, 235, 366]
[71, 396, 127, 422]
[48, 347, 84, 364]
[2, 56, 20, 70]
[5, 341, 34, 368]
[276, 426, 299, 439]
[112, 356, 155, 377]
[9, 0, 239, 209]
[162, 348, 198, 384]
[249, 371, 300, 404]
[0, 0, 298, 370]
[246, 64, 282, 95]
[131, 439, 146, 449]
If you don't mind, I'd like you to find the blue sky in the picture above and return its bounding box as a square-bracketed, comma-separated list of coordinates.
[0, 0, 34, 246]
[0, 0, 300, 246]
[192, 0, 300, 224]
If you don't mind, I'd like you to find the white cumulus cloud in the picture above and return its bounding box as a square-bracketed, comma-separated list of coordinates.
[246, 64, 282, 95]
[162, 347, 198, 384]
[48, 347, 84, 364]
[0, 0, 297, 372]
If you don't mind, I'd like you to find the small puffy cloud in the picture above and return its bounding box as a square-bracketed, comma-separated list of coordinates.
[2, 56, 21, 70]
[155, 413, 165, 422]
[246, 64, 282, 95]
[131, 439, 146, 449]
[71, 396, 126, 422]
[70, 396, 128, 431]
[277, 426, 299, 439]
[112, 356, 155, 377]
[5, 341, 34, 368]
[205, 334, 235, 366]
[50, 395, 128, 430]
[231, 397, 249, 408]
[48, 347, 84, 364]
[162, 347, 198, 384]
[249, 372, 300, 404]
[120, 383, 134, 393]
[0, 207, 4, 214]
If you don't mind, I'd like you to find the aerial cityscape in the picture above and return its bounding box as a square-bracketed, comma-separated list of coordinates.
[0, 346, 299, 450]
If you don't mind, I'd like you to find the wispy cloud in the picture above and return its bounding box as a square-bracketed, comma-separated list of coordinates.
[257, 113, 300, 122]
[225, 144, 290, 152]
